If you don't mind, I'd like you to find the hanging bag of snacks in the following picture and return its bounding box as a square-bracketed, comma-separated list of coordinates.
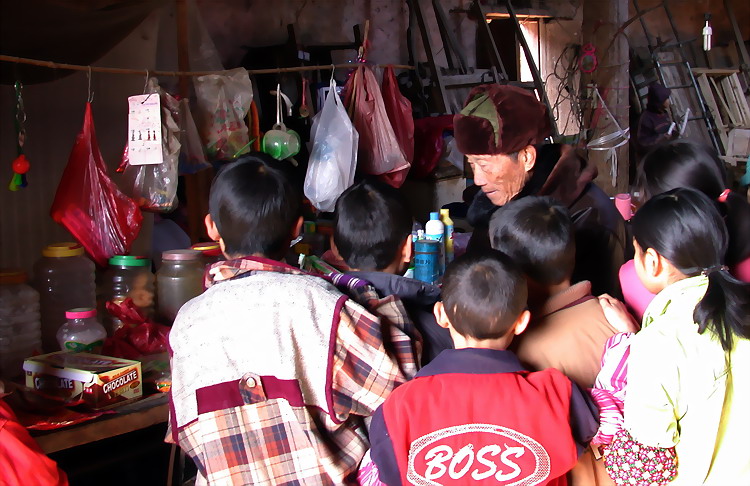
[304, 75, 358, 211]
[51, 103, 142, 267]
[121, 78, 180, 212]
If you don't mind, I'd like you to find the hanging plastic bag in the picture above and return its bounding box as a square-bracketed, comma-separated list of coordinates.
[193, 67, 253, 160]
[178, 98, 211, 174]
[51, 103, 142, 267]
[412, 115, 454, 179]
[121, 79, 180, 212]
[381, 66, 414, 164]
[344, 65, 410, 187]
[304, 77, 359, 212]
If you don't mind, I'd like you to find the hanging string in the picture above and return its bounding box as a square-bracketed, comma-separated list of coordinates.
[0, 54, 413, 77]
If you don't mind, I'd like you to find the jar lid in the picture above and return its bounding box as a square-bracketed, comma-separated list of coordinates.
[0, 269, 27, 285]
[108, 255, 151, 267]
[191, 242, 220, 252]
[66, 307, 97, 319]
[42, 242, 85, 257]
[162, 249, 201, 261]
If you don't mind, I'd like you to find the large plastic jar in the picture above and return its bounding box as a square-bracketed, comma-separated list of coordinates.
[99, 255, 154, 334]
[157, 250, 204, 323]
[0, 270, 42, 380]
[33, 242, 96, 353]
[57, 308, 107, 354]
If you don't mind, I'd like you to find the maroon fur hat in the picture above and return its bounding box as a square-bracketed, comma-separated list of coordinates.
[453, 84, 551, 155]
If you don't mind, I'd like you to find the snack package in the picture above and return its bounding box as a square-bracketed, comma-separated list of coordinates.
[50, 103, 142, 266]
[23, 352, 142, 410]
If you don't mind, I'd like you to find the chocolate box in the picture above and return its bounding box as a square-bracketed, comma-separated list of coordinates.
[23, 352, 142, 410]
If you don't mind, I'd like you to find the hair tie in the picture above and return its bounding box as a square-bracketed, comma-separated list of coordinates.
[702, 265, 728, 276]
[717, 189, 730, 203]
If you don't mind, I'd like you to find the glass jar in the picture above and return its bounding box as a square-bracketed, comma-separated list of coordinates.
[99, 255, 154, 334]
[56, 308, 107, 354]
[33, 242, 96, 353]
[157, 250, 204, 323]
[0, 270, 41, 379]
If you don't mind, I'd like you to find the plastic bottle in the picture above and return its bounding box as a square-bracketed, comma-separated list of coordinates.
[404, 221, 425, 279]
[157, 250, 204, 323]
[33, 242, 96, 353]
[99, 255, 155, 334]
[0, 270, 41, 379]
[425, 212, 445, 275]
[440, 209, 455, 266]
[414, 240, 441, 285]
[56, 308, 107, 354]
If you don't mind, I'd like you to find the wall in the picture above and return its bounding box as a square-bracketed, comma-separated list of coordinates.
[0, 13, 160, 274]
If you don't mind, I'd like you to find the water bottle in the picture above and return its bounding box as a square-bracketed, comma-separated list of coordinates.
[425, 212, 445, 275]
[0, 270, 41, 379]
[56, 308, 107, 354]
[33, 242, 96, 353]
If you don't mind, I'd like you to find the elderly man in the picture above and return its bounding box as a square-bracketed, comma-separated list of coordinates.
[454, 84, 626, 296]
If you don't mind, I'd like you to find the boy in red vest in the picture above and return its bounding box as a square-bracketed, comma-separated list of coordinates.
[368, 250, 599, 485]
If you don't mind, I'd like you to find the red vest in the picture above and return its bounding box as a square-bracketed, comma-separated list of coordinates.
[380, 361, 579, 485]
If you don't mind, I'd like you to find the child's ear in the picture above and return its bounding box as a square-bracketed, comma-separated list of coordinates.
[292, 216, 304, 239]
[205, 214, 220, 242]
[400, 234, 413, 264]
[329, 236, 342, 260]
[512, 310, 531, 336]
[433, 301, 451, 329]
[644, 247, 662, 279]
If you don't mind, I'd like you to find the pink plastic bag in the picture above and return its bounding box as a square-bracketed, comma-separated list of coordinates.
[51, 103, 142, 267]
[381, 66, 414, 164]
[344, 65, 410, 187]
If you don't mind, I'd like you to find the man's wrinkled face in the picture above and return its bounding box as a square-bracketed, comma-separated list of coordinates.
[467, 153, 530, 206]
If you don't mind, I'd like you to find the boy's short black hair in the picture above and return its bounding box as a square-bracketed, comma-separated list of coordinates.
[488, 196, 575, 286]
[333, 180, 412, 271]
[442, 250, 527, 340]
[209, 153, 301, 259]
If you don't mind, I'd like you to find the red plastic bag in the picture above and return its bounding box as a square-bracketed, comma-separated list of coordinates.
[381, 66, 414, 164]
[102, 299, 170, 359]
[412, 115, 454, 179]
[51, 103, 142, 266]
[344, 65, 410, 187]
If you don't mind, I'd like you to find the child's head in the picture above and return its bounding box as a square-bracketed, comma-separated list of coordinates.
[333, 179, 413, 273]
[205, 153, 302, 260]
[632, 188, 750, 351]
[489, 196, 575, 303]
[435, 250, 530, 349]
[637, 141, 750, 266]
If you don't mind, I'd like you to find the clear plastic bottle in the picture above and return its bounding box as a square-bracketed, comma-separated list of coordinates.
[157, 250, 204, 323]
[440, 209, 455, 265]
[33, 242, 96, 353]
[0, 270, 41, 379]
[99, 255, 154, 334]
[56, 308, 107, 354]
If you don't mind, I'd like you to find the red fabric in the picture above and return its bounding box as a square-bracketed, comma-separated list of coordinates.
[0, 400, 68, 486]
[412, 115, 454, 179]
[50, 103, 142, 266]
[382, 370, 576, 485]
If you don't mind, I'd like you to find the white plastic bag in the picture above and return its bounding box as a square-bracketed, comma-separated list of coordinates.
[304, 78, 359, 212]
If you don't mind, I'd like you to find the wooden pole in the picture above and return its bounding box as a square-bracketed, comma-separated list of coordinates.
[581, 0, 630, 195]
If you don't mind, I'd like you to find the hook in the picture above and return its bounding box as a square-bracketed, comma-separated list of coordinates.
[143, 69, 150, 94]
[330, 64, 336, 85]
[87, 66, 95, 103]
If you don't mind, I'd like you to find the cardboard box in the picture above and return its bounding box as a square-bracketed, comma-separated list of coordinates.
[23, 352, 142, 410]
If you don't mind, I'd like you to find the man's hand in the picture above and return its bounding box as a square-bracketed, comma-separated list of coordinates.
[599, 294, 640, 333]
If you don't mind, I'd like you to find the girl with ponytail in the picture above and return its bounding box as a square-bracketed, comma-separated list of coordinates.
[620, 141, 750, 319]
[597, 188, 750, 485]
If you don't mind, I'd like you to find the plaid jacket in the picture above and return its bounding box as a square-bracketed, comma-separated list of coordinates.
[168, 256, 409, 485]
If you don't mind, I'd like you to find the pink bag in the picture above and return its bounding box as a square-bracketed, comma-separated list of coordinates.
[381, 66, 414, 164]
[344, 65, 410, 187]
